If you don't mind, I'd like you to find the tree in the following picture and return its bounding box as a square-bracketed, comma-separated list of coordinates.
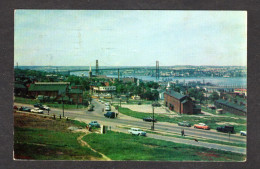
[209, 92, 219, 102]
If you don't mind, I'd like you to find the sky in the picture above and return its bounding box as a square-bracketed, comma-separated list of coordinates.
[14, 10, 247, 67]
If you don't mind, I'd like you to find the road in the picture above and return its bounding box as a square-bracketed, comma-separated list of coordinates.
[14, 100, 246, 154]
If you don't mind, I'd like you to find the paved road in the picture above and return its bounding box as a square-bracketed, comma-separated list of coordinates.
[15, 101, 246, 154]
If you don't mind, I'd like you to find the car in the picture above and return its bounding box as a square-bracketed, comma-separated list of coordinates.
[34, 103, 43, 108]
[240, 131, 247, 136]
[104, 111, 116, 118]
[128, 128, 146, 136]
[31, 108, 44, 114]
[138, 102, 142, 105]
[216, 126, 235, 133]
[178, 121, 191, 127]
[88, 106, 94, 111]
[143, 117, 157, 122]
[13, 105, 18, 110]
[194, 123, 210, 130]
[152, 102, 161, 107]
[105, 103, 110, 106]
[105, 106, 111, 111]
[89, 121, 100, 128]
[42, 105, 50, 111]
[19, 106, 31, 112]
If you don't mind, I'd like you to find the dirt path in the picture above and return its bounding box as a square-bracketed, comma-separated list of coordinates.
[76, 130, 111, 161]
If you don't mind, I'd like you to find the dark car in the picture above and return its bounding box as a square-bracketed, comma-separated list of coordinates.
[216, 126, 235, 133]
[143, 117, 157, 122]
[19, 106, 31, 112]
[104, 111, 116, 118]
[152, 102, 161, 107]
[34, 103, 43, 108]
[13, 105, 18, 110]
[177, 121, 191, 127]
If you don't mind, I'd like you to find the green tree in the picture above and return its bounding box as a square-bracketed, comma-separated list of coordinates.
[209, 91, 219, 102]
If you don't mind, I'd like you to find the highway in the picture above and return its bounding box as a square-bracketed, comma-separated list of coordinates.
[14, 100, 246, 154]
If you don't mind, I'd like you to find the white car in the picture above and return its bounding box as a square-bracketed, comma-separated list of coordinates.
[128, 128, 146, 136]
[43, 105, 50, 111]
[240, 131, 247, 136]
[105, 103, 110, 106]
[31, 108, 43, 114]
[105, 106, 111, 111]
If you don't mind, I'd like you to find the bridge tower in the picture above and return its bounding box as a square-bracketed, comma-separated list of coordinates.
[156, 61, 159, 80]
[96, 60, 99, 76]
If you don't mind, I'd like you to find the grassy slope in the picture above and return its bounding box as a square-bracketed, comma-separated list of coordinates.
[14, 113, 101, 160]
[83, 131, 246, 161]
[118, 107, 246, 133]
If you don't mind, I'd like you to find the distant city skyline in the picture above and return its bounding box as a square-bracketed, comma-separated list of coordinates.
[15, 10, 247, 67]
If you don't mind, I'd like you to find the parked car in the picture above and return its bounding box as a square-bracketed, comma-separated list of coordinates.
[178, 121, 191, 127]
[88, 106, 94, 111]
[194, 123, 210, 130]
[105, 103, 110, 106]
[34, 103, 43, 108]
[31, 108, 44, 114]
[89, 121, 100, 128]
[128, 128, 146, 136]
[143, 117, 157, 122]
[104, 111, 116, 118]
[42, 105, 50, 111]
[13, 105, 18, 110]
[19, 106, 31, 112]
[152, 102, 161, 107]
[105, 106, 111, 111]
[138, 102, 142, 105]
[240, 131, 247, 136]
[216, 126, 235, 133]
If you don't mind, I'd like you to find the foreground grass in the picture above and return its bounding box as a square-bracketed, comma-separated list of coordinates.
[118, 107, 246, 133]
[14, 112, 101, 160]
[14, 97, 86, 109]
[83, 131, 246, 161]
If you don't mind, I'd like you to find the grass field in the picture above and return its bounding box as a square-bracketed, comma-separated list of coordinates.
[14, 112, 101, 160]
[83, 131, 246, 161]
[14, 111, 246, 161]
[118, 107, 246, 133]
[14, 97, 86, 109]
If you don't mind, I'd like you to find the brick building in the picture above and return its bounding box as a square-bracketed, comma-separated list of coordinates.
[28, 82, 70, 99]
[164, 90, 196, 114]
[214, 99, 246, 116]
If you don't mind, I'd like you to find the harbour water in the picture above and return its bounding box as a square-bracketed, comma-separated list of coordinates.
[71, 72, 247, 88]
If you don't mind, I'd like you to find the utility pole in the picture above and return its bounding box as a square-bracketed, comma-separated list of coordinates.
[118, 68, 120, 81]
[152, 104, 155, 130]
[62, 96, 64, 117]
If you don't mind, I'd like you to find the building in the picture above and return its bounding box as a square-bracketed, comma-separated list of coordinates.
[68, 88, 83, 104]
[93, 86, 116, 94]
[28, 82, 70, 98]
[214, 99, 246, 116]
[234, 88, 247, 97]
[164, 90, 194, 114]
[122, 77, 137, 83]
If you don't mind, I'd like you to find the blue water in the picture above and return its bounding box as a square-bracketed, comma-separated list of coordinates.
[71, 72, 247, 87]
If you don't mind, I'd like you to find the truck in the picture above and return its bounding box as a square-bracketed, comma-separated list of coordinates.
[216, 126, 235, 133]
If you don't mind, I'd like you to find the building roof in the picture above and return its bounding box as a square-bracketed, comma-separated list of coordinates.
[68, 89, 83, 94]
[28, 83, 67, 92]
[165, 90, 186, 100]
[215, 99, 247, 112]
